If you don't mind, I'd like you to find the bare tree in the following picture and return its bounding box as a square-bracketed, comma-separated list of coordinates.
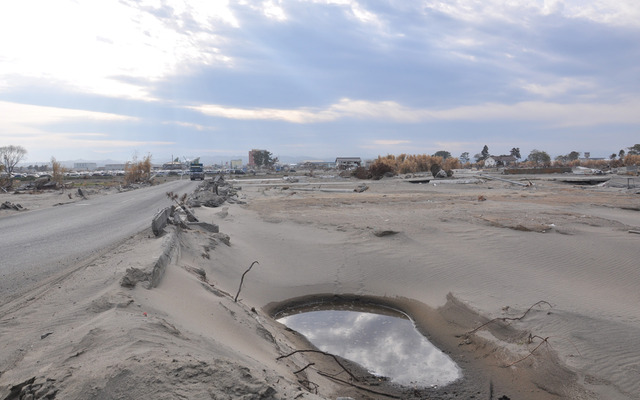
[0, 145, 27, 176]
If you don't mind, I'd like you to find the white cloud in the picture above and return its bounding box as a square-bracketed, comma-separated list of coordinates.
[189, 104, 333, 123]
[190, 98, 429, 123]
[422, 0, 640, 28]
[262, 0, 287, 21]
[373, 140, 411, 145]
[0, 1, 234, 100]
[303, 0, 384, 27]
[0, 101, 136, 134]
[0, 131, 174, 155]
[519, 77, 595, 97]
[0, 101, 173, 158]
[431, 100, 640, 127]
[190, 97, 640, 128]
[162, 121, 215, 131]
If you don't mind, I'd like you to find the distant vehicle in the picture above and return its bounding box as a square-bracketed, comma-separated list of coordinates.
[189, 162, 205, 180]
[234, 169, 245, 175]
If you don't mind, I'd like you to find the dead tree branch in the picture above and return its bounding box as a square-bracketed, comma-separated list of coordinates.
[293, 363, 315, 375]
[277, 349, 359, 382]
[317, 372, 401, 399]
[503, 335, 550, 367]
[234, 261, 259, 302]
[466, 300, 552, 335]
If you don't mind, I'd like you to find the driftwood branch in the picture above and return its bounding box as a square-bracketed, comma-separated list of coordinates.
[316, 372, 401, 399]
[277, 349, 359, 381]
[466, 300, 552, 335]
[293, 363, 315, 374]
[503, 335, 550, 367]
[234, 261, 259, 302]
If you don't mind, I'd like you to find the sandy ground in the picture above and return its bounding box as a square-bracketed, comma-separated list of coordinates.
[0, 174, 639, 399]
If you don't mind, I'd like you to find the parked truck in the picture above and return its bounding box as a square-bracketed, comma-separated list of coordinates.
[189, 162, 205, 180]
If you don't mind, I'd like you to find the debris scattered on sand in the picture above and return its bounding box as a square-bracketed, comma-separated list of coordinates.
[373, 229, 399, 237]
[478, 174, 531, 187]
[187, 175, 242, 208]
[1, 201, 24, 211]
[5, 377, 58, 400]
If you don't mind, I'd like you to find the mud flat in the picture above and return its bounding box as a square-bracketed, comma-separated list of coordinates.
[1, 176, 639, 399]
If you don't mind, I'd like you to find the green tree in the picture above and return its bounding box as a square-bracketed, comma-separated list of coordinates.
[251, 149, 278, 168]
[433, 150, 451, 159]
[610, 153, 617, 160]
[459, 152, 470, 164]
[619, 149, 626, 159]
[481, 145, 490, 160]
[628, 144, 640, 155]
[510, 147, 521, 159]
[0, 145, 27, 176]
[568, 151, 580, 161]
[528, 149, 551, 166]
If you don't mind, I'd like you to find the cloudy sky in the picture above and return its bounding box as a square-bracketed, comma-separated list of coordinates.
[1, 0, 639, 164]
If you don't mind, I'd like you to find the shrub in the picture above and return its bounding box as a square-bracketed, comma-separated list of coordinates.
[443, 157, 461, 171]
[369, 158, 395, 179]
[352, 166, 371, 179]
[125, 154, 152, 185]
[624, 154, 640, 166]
[51, 157, 66, 186]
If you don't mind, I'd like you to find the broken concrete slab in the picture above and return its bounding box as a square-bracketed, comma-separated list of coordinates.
[120, 228, 179, 289]
[151, 206, 172, 237]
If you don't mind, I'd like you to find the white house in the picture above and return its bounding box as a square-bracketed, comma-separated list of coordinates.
[484, 155, 517, 168]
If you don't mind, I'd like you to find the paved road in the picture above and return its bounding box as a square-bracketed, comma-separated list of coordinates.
[0, 179, 198, 303]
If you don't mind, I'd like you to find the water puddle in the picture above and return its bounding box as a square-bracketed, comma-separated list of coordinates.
[277, 306, 460, 387]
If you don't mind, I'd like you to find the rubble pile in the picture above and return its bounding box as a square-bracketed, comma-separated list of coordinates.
[15, 177, 63, 191]
[187, 175, 244, 208]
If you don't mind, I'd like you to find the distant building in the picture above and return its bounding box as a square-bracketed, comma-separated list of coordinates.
[74, 162, 97, 171]
[248, 149, 266, 166]
[230, 159, 243, 169]
[484, 155, 517, 168]
[162, 161, 184, 170]
[335, 157, 362, 170]
[105, 164, 126, 170]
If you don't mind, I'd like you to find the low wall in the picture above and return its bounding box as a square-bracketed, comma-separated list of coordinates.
[503, 167, 572, 175]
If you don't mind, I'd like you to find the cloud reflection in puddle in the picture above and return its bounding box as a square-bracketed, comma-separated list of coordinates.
[279, 309, 460, 387]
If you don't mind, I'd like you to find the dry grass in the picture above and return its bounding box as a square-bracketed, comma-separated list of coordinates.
[124, 154, 152, 185]
[368, 153, 461, 178]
